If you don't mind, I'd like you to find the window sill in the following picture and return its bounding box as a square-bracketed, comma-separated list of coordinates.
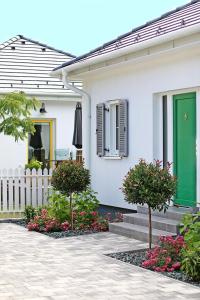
[103, 156, 122, 160]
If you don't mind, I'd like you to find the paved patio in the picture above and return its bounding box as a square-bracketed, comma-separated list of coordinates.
[0, 223, 199, 300]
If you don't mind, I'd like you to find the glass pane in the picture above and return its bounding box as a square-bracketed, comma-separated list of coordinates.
[116, 105, 119, 150]
[28, 122, 50, 167]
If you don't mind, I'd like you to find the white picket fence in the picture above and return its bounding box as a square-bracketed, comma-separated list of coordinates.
[0, 168, 52, 213]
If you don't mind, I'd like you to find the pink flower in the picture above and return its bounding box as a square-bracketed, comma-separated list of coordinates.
[79, 211, 86, 216]
[167, 267, 175, 272]
[27, 222, 39, 231]
[91, 211, 98, 217]
[172, 262, 181, 270]
[154, 267, 163, 272]
[60, 221, 70, 231]
[165, 256, 172, 265]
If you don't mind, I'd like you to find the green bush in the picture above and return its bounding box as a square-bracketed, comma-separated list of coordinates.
[122, 159, 176, 249]
[25, 158, 42, 170]
[180, 212, 200, 282]
[24, 205, 48, 223]
[48, 191, 70, 223]
[74, 189, 99, 213]
[24, 205, 36, 223]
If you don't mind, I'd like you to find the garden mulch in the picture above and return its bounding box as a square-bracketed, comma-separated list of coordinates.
[2, 218, 107, 238]
[107, 248, 200, 288]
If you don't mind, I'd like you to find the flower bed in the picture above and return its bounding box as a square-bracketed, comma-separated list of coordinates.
[107, 235, 200, 287]
[7, 208, 123, 239]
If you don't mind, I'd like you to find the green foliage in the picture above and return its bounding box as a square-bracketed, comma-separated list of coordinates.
[181, 251, 200, 282]
[0, 92, 40, 141]
[180, 212, 200, 282]
[24, 205, 48, 223]
[24, 205, 36, 223]
[48, 191, 70, 223]
[122, 159, 176, 210]
[51, 160, 90, 195]
[74, 189, 100, 213]
[25, 158, 43, 170]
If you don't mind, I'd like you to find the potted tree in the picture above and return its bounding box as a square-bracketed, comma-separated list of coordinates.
[122, 159, 176, 249]
[51, 160, 90, 229]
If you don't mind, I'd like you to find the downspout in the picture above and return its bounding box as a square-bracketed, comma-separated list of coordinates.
[61, 69, 91, 169]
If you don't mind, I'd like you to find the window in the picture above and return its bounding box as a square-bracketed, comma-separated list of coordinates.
[109, 102, 120, 156]
[28, 120, 53, 168]
[96, 99, 128, 158]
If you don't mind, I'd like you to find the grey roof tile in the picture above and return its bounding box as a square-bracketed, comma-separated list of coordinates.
[53, 0, 200, 71]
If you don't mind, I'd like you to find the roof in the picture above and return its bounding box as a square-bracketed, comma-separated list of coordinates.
[0, 35, 81, 95]
[53, 0, 200, 72]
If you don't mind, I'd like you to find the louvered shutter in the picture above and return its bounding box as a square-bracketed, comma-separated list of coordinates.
[119, 100, 128, 157]
[96, 103, 105, 157]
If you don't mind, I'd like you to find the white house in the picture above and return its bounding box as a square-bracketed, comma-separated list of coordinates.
[52, 0, 200, 209]
[0, 35, 81, 169]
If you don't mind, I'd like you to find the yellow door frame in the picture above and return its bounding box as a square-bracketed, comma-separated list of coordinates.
[27, 119, 54, 166]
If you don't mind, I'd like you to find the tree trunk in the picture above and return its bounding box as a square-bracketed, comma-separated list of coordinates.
[70, 193, 73, 230]
[148, 205, 152, 249]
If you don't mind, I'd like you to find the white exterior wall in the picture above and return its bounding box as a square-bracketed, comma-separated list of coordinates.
[83, 47, 200, 209]
[0, 99, 76, 169]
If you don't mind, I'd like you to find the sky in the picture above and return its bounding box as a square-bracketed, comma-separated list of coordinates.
[0, 0, 190, 57]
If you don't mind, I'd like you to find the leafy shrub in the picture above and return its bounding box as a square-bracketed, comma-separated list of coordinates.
[142, 235, 185, 272]
[122, 159, 176, 248]
[180, 212, 200, 282]
[24, 205, 36, 223]
[27, 207, 71, 233]
[27, 208, 49, 231]
[74, 189, 99, 213]
[51, 161, 90, 229]
[27, 208, 64, 232]
[48, 191, 70, 223]
[25, 158, 43, 170]
[74, 210, 108, 231]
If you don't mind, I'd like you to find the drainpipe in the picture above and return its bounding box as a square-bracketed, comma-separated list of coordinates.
[61, 69, 91, 169]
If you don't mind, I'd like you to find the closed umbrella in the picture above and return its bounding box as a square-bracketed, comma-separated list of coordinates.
[72, 102, 82, 149]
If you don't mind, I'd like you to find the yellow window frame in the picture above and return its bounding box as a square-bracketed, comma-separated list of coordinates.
[27, 119, 54, 167]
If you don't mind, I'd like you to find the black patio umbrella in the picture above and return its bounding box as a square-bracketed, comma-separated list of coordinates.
[72, 102, 82, 149]
[30, 124, 43, 149]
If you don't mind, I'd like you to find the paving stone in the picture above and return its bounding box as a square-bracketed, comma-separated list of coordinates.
[0, 223, 199, 300]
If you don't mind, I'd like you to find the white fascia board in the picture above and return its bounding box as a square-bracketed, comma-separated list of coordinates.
[50, 23, 200, 78]
[0, 90, 81, 101]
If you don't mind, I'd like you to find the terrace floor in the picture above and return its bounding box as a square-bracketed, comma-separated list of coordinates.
[0, 223, 199, 300]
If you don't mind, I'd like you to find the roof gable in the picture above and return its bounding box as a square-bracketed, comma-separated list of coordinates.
[0, 35, 81, 95]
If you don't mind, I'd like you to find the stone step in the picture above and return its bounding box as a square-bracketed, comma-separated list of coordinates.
[109, 222, 175, 244]
[137, 205, 194, 221]
[123, 213, 180, 234]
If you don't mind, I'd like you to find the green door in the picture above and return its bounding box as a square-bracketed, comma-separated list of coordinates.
[173, 92, 196, 207]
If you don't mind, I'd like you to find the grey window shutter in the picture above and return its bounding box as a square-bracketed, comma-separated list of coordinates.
[119, 99, 128, 157]
[96, 103, 105, 157]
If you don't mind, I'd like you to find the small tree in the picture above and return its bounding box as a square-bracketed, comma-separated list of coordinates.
[0, 91, 40, 141]
[122, 159, 176, 249]
[51, 160, 90, 229]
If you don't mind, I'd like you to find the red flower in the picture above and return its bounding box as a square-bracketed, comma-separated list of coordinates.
[79, 211, 86, 216]
[60, 221, 70, 231]
[172, 262, 181, 270]
[91, 211, 98, 217]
